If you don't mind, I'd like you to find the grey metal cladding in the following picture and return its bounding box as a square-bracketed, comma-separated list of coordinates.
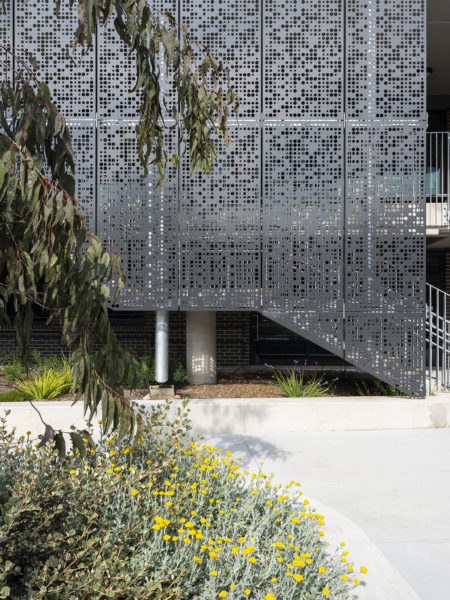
[179, 124, 260, 310]
[15, 0, 95, 119]
[345, 125, 425, 313]
[68, 122, 96, 234]
[264, 0, 343, 119]
[262, 124, 344, 315]
[344, 0, 426, 396]
[98, 122, 178, 309]
[346, 0, 426, 121]
[98, 0, 176, 120]
[7, 0, 426, 395]
[345, 313, 425, 397]
[181, 0, 260, 118]
[0, 0, 12, 81]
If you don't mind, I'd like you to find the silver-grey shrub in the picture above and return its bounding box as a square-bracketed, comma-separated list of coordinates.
[0, 406, 362, 599]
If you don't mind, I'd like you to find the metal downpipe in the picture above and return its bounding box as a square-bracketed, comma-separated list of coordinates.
[155, 310, 169, 383]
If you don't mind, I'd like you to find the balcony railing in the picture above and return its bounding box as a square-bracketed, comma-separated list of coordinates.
[426, 132, 450, 228]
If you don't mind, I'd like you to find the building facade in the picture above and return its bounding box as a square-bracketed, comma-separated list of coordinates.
[1, 0, 429, 396]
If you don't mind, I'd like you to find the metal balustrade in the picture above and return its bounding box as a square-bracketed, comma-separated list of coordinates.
[426, 132, 450, 228]
[426, 283, 450, 393]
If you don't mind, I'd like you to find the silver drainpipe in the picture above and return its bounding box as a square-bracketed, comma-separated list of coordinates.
[155, 309, 169, 383]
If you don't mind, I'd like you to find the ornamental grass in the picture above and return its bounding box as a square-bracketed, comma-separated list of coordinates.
[0, 403, 365, 599]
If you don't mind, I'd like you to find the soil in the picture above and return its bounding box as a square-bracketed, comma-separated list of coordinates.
[0, 371, 365, 400]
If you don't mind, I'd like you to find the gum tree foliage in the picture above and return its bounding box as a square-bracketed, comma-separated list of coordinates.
[0, 1, 238, 447]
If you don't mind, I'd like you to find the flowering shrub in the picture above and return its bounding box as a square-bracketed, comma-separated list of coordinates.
[0, 405, 365, 599]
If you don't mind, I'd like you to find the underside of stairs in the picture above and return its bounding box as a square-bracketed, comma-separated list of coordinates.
[260, 309, 426, 398]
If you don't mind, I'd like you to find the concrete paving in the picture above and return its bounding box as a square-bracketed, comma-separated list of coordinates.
[201, 429, 450, 600]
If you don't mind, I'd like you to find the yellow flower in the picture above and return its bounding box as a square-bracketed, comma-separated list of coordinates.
[107, 469, 113, 474]
[244, 591, 251, 597]
[211, 570, 218, 576]
[293, 574, 303, 582]
[353, 578, 360, 585]
[130, 489, 139, 496]
[218, 592, 227, 598]
[273, 541, 285, 549]
[248, 556, 256, 563]
[318, 566, 326, 573]
[172, 536, 179, 541]
[360, 566, 367, 574]
[271, 577, 277, 582]
[322, 589, 330, 596]
[265, 595, 276, 600]
[69, 470, 76, 475]
[242, 545, 255, 555]
[163, 535, 171, 541]
[193, 556, 202, 564]
[340, 574, 348, 581]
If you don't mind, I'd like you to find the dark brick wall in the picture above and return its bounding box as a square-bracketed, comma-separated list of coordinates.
[0, 311, 252, 368]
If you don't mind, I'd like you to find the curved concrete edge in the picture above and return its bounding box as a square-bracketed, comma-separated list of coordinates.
[1, 396, 450, 438]
[308, 497, 422, 600]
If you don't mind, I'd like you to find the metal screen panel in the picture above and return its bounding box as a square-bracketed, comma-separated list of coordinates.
[345, 313, 425, 395]
[98, 122, 178, 309]
[262, 124, 343, 314]
[345, 125, 425, 313]
[346, 0, 425, 121]
[68, 122, 96, 234]
[15, 0, 95, 119]
[98, 1, 176, 120]
[181, 0, 259, 118]
[0, 0, 12, 81]
[264, 0, 343, 119]
[179, 124, 260, 309]
[344, 0, 426, 396]
[7, 0, 426, 395]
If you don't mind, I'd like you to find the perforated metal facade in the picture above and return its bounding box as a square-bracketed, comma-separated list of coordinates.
[3, 0, 425, 395]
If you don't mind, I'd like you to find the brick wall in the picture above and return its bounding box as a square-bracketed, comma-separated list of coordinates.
[0, 311, 252, 368]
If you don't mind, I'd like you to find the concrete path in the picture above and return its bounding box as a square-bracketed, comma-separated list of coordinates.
[201, 429, 450, 600]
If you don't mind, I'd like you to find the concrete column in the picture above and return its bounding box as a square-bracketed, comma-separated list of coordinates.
[186, 311, 216, 384]
[155, 310, 169, 383]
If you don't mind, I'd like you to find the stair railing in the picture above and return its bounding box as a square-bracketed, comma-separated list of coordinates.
[426, 283, 450, 393]
[426, 132, 450, 228]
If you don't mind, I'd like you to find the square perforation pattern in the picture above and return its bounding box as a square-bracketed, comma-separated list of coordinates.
[345, 312, 425, 396]
[68, 122, 96, 235]
[345, 125, 425, 312]
[346, 0, 425, 121]
[264, 0, 343, 119]
[0, 0, 12, 81]
[179, 125, 260, 309]
[7, 0, 426, 395]
[15, 0, 95, 119]
[98, 0, 176, 120]
[263, 124, 344, 312]
[98, 122, 178, 309]
[181, 0, 259, 119]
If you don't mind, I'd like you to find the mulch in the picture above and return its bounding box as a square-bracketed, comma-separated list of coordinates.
[0, 371, 363, 401]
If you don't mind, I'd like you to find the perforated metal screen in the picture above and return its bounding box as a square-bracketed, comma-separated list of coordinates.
[4, 0, 425, 395]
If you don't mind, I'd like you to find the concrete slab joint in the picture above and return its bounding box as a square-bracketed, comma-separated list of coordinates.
[186, 311, 217, 385]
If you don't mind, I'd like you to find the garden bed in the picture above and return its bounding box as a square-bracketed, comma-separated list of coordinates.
[0, 371, 396, 402]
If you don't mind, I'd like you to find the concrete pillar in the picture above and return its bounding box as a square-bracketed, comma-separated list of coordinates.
[186, 311, 216, 384]
[155, 310, 169, 383]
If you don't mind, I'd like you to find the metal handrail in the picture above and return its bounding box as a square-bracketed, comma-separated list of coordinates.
[426, 283, 450, 393]
[426, 132, 450, 228]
